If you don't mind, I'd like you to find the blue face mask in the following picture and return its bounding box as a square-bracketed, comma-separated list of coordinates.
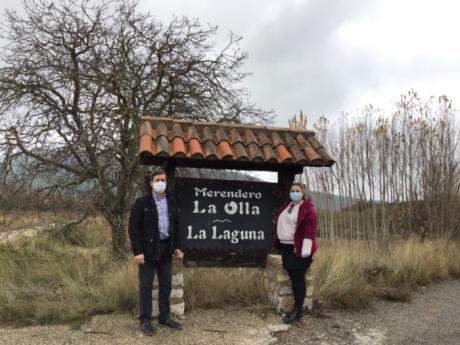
[290, 191, 303, 202]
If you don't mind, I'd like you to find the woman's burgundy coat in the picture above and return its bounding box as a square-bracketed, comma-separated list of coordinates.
[273, 198, 318, 257]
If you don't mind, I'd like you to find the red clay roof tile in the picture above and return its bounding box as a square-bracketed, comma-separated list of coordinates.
[230, 128, 243, 144]
[215, 128, 228, 143]
[290, 145, 307, 164]
[187, 126, 200, 141]
[247, 142, 264, 162]
[218, 140, 234, 159]
[234, 142, 249, 161]
[138, 116, 334, 167]
[156, 122, 168, 137]
[202, 126, 214, 142]
[296, 134, 322, 162]
[171, 137, 186, 157]
[140, 121, 153, 137]
[155, 136, 169, 156]
[262, 145, 278, 163]
[203, 140, 218, 159]
[189, 138, 204, 158]
[140, 134, 153, 154]
[277, 145, 293, 163]
[257, 131, 271, 146]
[271, 132, 284, 147]
[284, 133, 297, 148]
[172, 123, 184, 138]
[244, 129, 258, 145]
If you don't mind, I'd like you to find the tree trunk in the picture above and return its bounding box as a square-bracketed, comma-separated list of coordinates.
[105, 211, 129, 260]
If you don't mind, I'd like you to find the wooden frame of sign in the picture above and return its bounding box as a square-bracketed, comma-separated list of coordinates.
[142, 156, 300, 267]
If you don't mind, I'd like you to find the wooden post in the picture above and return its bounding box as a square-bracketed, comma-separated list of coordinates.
[271, 168, 296, 253]
[276, 168, 296, 210]
[163, 159, 176, 195]
[143, 174, 151, 195]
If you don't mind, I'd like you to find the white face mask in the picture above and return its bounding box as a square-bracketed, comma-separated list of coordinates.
[152, 181, 166, 193]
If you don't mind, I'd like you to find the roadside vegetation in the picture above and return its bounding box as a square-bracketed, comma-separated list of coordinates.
[1, 217, 459, 324]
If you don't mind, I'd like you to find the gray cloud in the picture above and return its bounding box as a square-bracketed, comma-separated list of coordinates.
[2, 0, 459, 125]
[242, 0, 378, 124]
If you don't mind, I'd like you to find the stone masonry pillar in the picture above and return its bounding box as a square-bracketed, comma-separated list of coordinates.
[264, 254, 314, 313]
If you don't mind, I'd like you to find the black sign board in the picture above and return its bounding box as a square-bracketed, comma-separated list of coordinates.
[175, 177, 277, 265]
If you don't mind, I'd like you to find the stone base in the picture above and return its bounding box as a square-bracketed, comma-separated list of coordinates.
[264, 254, 314, 314]
[148, 254, 314, 318]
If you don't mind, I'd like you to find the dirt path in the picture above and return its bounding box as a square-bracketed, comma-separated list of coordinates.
[0, 224, 54, 244]
[1, 280, 459, 345]
[279, 279, 460, 345]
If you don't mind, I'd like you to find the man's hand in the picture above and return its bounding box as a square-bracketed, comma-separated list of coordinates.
[174, 249, 184, 259]
[134, 254, 145, 265]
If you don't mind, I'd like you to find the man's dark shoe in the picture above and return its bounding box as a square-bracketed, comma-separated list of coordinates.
[283, 306, 303, 324]
[139, 321, 155, 336]
[159, 317, 182, 330]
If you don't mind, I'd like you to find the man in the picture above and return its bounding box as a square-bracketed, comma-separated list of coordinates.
[128, 168, 184, 335]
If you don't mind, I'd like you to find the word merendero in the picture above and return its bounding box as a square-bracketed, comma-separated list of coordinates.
[194, 187, 262, 199]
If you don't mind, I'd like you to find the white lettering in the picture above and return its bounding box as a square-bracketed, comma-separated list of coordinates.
[193, 200, 217, 214]
[192, 187, 263, 199]
[187, 225, 208, 239]
[224, 201, 238, 215]
[201, 226, 266, 244]
[194, 187, 207, 197]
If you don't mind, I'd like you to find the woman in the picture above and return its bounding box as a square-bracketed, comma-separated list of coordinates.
[273, 182, 318, 324]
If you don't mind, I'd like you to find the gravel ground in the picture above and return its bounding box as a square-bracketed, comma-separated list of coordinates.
[1, 280, 459, 345]
[278, 279, 460, 345]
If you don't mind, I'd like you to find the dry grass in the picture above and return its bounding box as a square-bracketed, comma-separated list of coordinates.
[0, 218, 266, 324]
[183, 267, 266, 310]
[0, 219, 137, 324]
[313, 238, 460, 308]
[0, 216, 459, 324]
[0, 210, 79, 233]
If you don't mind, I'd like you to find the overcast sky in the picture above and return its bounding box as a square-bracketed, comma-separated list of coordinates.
[138, 0, 460, 126]
[2, 0, 460, 126]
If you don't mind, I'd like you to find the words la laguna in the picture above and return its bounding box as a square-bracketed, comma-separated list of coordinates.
[186, 225, 265, 244]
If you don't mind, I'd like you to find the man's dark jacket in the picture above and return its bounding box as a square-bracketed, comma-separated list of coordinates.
[128, 193, 181, 260]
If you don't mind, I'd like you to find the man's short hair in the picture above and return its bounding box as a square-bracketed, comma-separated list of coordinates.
[150, 168, 167, 181]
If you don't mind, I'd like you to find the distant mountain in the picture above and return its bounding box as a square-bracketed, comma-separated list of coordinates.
[175, 167, 262, 181]
[309, 191, 358, 211]
[7, 158, 357, 210]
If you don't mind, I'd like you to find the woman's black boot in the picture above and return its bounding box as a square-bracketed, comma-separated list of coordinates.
[283, 305, 303, 324]
[283, 307, 297, 318]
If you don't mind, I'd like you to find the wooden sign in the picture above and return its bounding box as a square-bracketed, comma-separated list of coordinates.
[175, 177, 276, 259]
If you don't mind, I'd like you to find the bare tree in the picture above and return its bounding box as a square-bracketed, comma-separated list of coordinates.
[290, 91, 460, 241]
[0, 0, 272, 257]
